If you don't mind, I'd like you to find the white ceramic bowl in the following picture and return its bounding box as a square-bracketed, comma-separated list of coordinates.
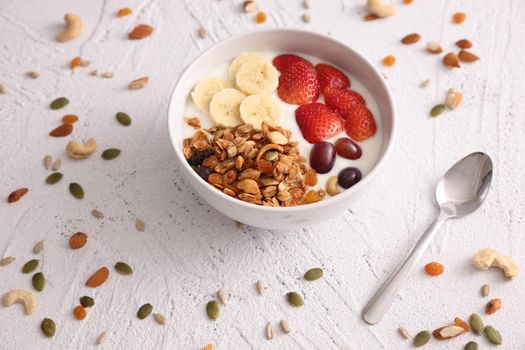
[168, 28, 395, 230]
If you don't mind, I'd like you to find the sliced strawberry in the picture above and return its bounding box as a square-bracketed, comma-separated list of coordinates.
[273, 54, 311, 72]
[343, 104, 376, 141]
[277, 61, 320, 105]
[315, 63, 350, 91]
[295, 102, 344, 143]
[323, 86, 366, 117]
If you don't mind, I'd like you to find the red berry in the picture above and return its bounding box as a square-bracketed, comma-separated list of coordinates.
[278, 61, 320, 105]
[343, 104, 377, 141]
[323, 87, 366, 117]
[272, 54, 311, 72]
[295, 103, 344, 143]
[315, 63, 350, 92]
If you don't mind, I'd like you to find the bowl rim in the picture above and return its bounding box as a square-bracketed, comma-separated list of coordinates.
[167, 27, 396, 213]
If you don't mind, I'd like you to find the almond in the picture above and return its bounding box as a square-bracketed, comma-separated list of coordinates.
[85, 267, 109, 287]
[443, 52, 460, 68]
[69, 232, 88, 249]
[426, 41, 443, 54]
[458, 49, 479, 62]
[363, 14, 380, 21]
[401, 33, 421, 44]
[49, 124, 73, 137]
[454, 317, 469, 331]
[243, 0, 259, 12]
[8, 188, 28, 203]
[486, 298, 501, 314]
[455, 39, 472, 49]
[129, 76, 149, 90]
[432, 325, 465, 340]
[128, 24, 154, 39]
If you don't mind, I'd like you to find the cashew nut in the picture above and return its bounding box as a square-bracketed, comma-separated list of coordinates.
[66, 138, 97, 159]
[2, 289, 37, 315]
[56, 13, 83, 42]
[367, 0, 396, 18]
[473, 248, 519, 279]
[326, 176, 341, 196]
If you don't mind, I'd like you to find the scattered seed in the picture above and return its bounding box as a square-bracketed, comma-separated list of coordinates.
[456, 39, 473, 49]
[8, 188, 29, 203]
[304, 267, 323, 281]
[49, 123, 73, 137]
[255, 11, 267, 23]
[464, 341, 478, 350]
[303, 0, 311, 9]
[114, 262, 133, 275]
[153, 313, 166, 325]
[266, 322, 275, 340]
[32, 240, 44, 255]
[97, 331, 109, 345]
[0, 257, 16, 266]
[80, 296, 95, 308]
[101, 71, 114, 78]
[481, 283, 490, 297]
[69, 183, 84, 199]
[206, 300, 220, 320]
[398, 326, 410, 339]
[69, 232, 88, 249]
[31, 272, 46, 292]
[43, 155, 52, 169]
[0, 83, 7, 94]
[383, 55, 396, 67]
[90, 69, 98, 76]
[128, 24, 154, 39]
[452, 12, 466, 24]
[135, 219, 145, 232]
[217, 289, 228, 305]
[45, 172, 63, 185]
[22, 259, 39, 274]
[243, 0, 259, 12]
[401, 33, 421, 44]
[198, 27, 208, 39]
[92, 209, 104, 219]
[420, 79, 430, 88]
[117, 7, 132, 17]
[443, 52, 461, 68]
[137, 303, 153, 320]
[454, 317, 470, 331]
[286, 292, 304, 307]
[116, 112, 132, 126]
[256, 280, 264, 295]
[302, 13, 311, 23]
[483, 325, 502, 345]
[51, 159, 61, 171]
[413, 330, 431, 347]
[41, 318, 56, 337]
[73, 305, 87, 320]
[469, 313, 484, 335]
[101, 148, 121, 160]
[280, 319, 291, 333]
[485, 298, 501, 314]
[430, 104, 445, 117]
[50, 97, 69, 110]
[129, 76, 149, 90]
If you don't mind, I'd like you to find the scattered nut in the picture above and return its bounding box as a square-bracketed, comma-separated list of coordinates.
[267, 131, 288, 145]
[401, 33, 421, 44]
[426, 41, 443, 54]
[458, 50, 480, 62]
[432, 325, 465, 340]
[443, 52, 460, 68]
[129, 76, 149, 90]
[243, 0, 259, 12]
[367, 0, 396, 18]
[456, 39, 472, 49]
[485, 298, 501, 314]
[66, 138, 97, 159]
[2, 290, 37, 315]
[326, 176, 341, 196]
[56, 13, 83, 42]
[473, 248, 519, 278]
[445, 89, 463, 110]
[90, 69, 98, 76]
[25, 71, 40, 79]
[302, 13, 311, 23]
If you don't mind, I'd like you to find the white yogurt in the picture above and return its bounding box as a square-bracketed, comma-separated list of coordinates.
[182, 51, 384, 190]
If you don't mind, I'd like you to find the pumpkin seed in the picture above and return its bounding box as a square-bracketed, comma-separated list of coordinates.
[50, 97, 69, 110]
[206, 300, 220, 320]
[469, 313, 484, 335]
[43, 155, 52, 169]
[101, 148, 121, 160]
[286, 292, 304, 307]
[45, 172, 63, 184]
[413, 330, 431, 347]
[32, 240, 45, 254]
[484, 325, 502, 345]
[464, 341, 478, 350]
[41, 318, 56, 337]
[69, 183, 84, 199]
[22, 259, 39, 273]
[79, 296, 95, 308]
[32, 272, 46, 291]
[0, 256, 16, 266]
[430, 104, 445, 117]
[304, 267, 323, 281]
[153, 313, 166, 325]
[137, 303, 153, 320]
[116, 112, 131, 126]
[265, 151, 278, 161]
[114, 262, 133, 275]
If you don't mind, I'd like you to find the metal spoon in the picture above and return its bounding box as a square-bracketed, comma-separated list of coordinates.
[362, 152, 493, 325]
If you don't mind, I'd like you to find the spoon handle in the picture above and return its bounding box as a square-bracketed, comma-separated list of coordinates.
[362, 211, 450, 325]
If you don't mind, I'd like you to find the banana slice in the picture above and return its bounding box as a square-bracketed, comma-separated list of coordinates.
[235, 60, 279, 95]
[191, 77, 230, 113]
[228, 52, 265, 84]
[239, 94, 281, 130]
[209, 88, 246, 127]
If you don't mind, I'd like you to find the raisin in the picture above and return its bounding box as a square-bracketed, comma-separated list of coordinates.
[187, 150, 215, 166]
[196, 166, 213, 181]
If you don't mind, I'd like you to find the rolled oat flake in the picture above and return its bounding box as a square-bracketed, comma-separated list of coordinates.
[41, 318, 56, 337]
[137, 303, 153, 320]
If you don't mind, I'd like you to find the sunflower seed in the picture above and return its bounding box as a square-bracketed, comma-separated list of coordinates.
[413, 330, 430, 347]
[304, 267, 323, 281]
[198, 27, 208, 39]
[51, 158, 61, 171]
[464, 341, 478, 350]
[217, 289, 228, 305]
[114, 262, 133, 275]
[286, 292, 304, 307]
[46, 172, 63, 184]
[97, 331, 108, 345]
[41, 318, 56, 337]
[0, 257, 15, 266]
[137, 303, 153, 320]
[26, 71, 40, 79]
[32, 272, 45, 291]
[101, 71, 114, 78]
[484, 326, 502, 345]
[280, 319, 291, 333]
[43, 155, 52, 169]
[302, 13, 311, 23]
[69, 183, 84, 199]
[80, 296, 95, 307]
[256, 280, 264, 295]
[50, 97, 69, 110]
[469, 313, 484, 335]
[398, 326, 410, 339]
[303, 0, 311, 9]
[22, 259, 39, 273]
[481, 284, 490, 297]
[32, 240, 45, 254]
[90, 69, 98, 76]
[266, 322, 275, 340]
[92, 209, 104, 219]
[135, 219, 145, 231]
[430, 104, 445, 117]
[0, 83, 6, 94]
[116, 112, 132, 126]
[206, 300, 220, 320]
[153, 313, 166, 325]
[101, 148, 121, 160]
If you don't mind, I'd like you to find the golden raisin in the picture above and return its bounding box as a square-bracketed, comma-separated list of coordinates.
[255, 11, 267, 24]
[452, 12, 466, 24]
[70, 57, 81, 69]
[383, 55, 396, 67]
[403, 0, 413, 3]
[62, 114, 78, 124]
[73, 305, 87, 320]
[424, 261, 444, 276]
[303, 190, 322, 204]
[305, 168, 318, 186]
[117, 7, 132, 17]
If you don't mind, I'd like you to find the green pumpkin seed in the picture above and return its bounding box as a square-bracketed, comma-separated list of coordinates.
[114, 262, 133, 275]
[79, 296, 95, 308]
[116, 112, 131, 126]
[206, 300, 220, 320]
[265, 151, 278, 161]
[32, 272, 45, 292]
[413, 331, 431, 347]
[69, 183, 84, 199]
[41, 318, 56, 337]
[430, 104, 445, 117]
[101, 148, 121, 160]
[50, 97, 69, 110]
[286, 292, 304, 307]
[304, 267, 323, 281]
[484, 325, 502, 345]
[464, 341, 478, 350]
[469, 313, 484, 335]
[45, 172, 63, 185]
[21, 259, 39, 274]
[137, 303, 153, 320]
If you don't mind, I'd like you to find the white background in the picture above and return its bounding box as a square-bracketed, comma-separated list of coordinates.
[0, 0, 524, 349]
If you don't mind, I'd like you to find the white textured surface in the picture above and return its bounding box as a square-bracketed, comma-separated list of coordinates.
[0, 0, 524, 349]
